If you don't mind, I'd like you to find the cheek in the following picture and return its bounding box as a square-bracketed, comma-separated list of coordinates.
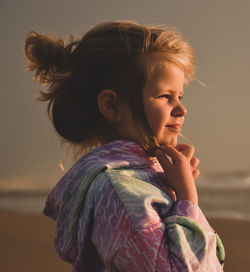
[144, 102, 170, 131]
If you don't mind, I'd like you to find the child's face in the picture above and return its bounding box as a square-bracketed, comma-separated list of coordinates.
[143, 61, 186, 147]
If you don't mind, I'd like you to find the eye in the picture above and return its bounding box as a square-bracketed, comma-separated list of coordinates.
[158, 94, 171, 99]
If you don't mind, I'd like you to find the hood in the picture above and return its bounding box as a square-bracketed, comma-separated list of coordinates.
[43, 139, 160, 264]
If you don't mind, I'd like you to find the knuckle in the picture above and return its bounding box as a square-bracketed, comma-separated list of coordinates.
[193, 169, 200, 179]
[192, 157, 200, 165]
[195, 169, 200, 175]
[189, 145, 195, 153]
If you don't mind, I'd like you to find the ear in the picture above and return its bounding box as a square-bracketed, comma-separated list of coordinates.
[98, 89, 121, 123]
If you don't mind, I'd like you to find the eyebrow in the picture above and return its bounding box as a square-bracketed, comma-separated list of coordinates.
[156, 89, 184, 95]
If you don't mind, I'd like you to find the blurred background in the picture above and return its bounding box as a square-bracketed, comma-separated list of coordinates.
[0, 0, 249, 271]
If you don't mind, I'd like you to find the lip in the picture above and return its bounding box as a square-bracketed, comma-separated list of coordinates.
[166, 124, 182, 132]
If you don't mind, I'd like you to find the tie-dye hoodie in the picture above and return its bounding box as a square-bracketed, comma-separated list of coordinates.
[44, 139, 225, 271]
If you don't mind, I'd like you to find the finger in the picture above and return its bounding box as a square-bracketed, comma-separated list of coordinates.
[175, 143, 194, 160]
[158, 145, 184, 165]
[192, 168, 200, 180]
[155, 148, 172, 169]
[175, 143, 194, 161]
[190, 156, 200, 169]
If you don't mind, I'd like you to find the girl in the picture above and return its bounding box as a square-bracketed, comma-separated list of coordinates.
[25, 21, 225, 271]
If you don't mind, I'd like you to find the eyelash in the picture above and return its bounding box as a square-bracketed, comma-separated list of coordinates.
[159, 95, 183, 101]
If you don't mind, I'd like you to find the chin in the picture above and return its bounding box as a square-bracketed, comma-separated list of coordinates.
[158, 137, 177, 147]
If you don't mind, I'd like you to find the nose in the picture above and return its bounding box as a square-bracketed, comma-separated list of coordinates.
[171, 101, 187, 118]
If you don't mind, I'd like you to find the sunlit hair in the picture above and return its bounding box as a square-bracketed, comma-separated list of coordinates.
[24, 20, 195, 154]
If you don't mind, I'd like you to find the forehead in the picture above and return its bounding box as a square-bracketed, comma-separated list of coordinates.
[144, 59, 185, 93]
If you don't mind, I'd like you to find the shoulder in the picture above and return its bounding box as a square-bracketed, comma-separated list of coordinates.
[92, 168, 173, 231]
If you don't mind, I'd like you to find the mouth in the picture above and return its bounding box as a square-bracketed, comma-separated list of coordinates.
[166, 124, 182, 132]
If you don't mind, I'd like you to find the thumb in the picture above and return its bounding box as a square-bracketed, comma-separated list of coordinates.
[160, 145, 183, 165]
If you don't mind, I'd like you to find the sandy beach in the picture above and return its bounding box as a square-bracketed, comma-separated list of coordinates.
[0, 209, 249, 272]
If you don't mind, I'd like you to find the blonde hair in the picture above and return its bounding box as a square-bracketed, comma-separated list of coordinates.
[24, 20, 195, 154]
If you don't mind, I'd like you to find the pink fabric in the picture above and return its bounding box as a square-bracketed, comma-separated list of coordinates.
[44, 140, 225, 271]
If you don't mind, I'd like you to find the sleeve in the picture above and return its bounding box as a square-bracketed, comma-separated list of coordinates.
[92, 170, 225, 272]
[113, 200, 225, 272]
[163, 200, 224, 271]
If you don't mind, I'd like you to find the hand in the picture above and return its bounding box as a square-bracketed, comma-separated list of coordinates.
[175, 143, 200, 180]
[155, 145, 198, 204]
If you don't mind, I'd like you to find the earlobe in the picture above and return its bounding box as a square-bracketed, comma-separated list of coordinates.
[98, 89, 120, 123]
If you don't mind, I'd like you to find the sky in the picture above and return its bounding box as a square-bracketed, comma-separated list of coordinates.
[0, 0, 250, 190]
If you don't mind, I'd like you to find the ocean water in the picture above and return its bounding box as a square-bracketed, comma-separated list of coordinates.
[197, 174, 250, 220]
[0, 174, 250, 220]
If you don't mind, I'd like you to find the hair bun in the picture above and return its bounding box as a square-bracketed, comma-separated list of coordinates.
[24, 31, 73, 84]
